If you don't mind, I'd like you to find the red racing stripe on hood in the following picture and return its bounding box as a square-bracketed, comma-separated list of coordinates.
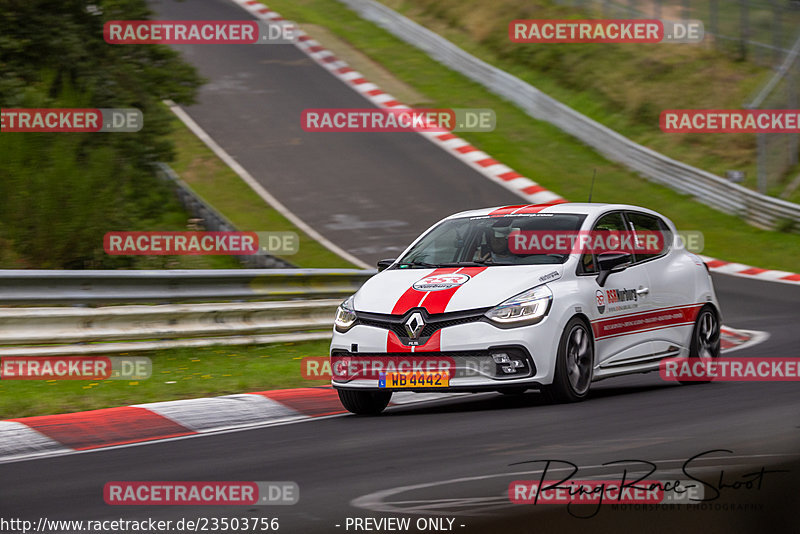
[420, 266, 487, 314]
[390, 268, 458, 314]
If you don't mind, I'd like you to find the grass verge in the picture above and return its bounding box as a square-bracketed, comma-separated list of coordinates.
[168, 111, 357, 268]
[261, 0, 800, 272]
[0, 340, 330, 419]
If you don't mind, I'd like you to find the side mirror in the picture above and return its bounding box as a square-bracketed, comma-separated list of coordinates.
[596, 252, 632, 287]
[377, 258, 396, 272]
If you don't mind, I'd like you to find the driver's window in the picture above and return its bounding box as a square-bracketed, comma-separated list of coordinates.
[581, 212, 627, 274]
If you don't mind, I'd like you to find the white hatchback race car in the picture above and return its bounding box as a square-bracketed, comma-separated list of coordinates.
[331, 203, 721, 415]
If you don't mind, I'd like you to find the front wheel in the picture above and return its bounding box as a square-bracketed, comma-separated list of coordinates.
[337, 389, 392, 415]
[543, 317, 594, 403]
[679, 306, 720, 385]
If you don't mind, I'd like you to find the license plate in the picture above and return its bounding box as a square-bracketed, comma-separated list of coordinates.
[378, 371, 450, 388]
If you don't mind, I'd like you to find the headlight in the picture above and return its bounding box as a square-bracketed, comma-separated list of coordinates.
[485, 285, 552, 327]
[334, 295, 357, 333]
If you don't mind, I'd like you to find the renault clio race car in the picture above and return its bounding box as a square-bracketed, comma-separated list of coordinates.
[331, 203, 721, 415]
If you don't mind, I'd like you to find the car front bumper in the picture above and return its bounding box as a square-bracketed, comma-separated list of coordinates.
[330, 319, 561, 391]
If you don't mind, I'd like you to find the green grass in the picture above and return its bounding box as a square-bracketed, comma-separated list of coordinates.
[260, 0, 800, 272]
[0, 340, 331, 419]
[168, 112, 357, 268]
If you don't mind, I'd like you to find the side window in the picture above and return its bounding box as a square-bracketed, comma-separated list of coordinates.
[625, 212, 670, 263]
[580, 212, 627, 274]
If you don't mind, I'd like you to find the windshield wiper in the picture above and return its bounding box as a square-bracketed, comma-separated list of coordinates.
[438, 260, 516, 267]
[395, 261, 440, 269]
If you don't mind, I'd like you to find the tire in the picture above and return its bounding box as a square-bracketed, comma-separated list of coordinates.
[337, 389, 392, 415]
[543, 317, 594, 403]
[679, 306, 721, 385]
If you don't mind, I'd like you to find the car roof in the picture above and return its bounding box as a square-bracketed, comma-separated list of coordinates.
[444, 202, 664, 220]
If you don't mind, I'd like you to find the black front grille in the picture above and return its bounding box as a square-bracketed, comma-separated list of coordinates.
[355, 307, 491, 340]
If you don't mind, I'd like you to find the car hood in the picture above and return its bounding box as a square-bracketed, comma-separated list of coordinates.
[354, 265, 564, 315]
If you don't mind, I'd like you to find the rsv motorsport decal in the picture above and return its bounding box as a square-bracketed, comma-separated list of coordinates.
[592, 304, 703, 340]
[596, 287, 639, 314]
[412, 273, 470, 291]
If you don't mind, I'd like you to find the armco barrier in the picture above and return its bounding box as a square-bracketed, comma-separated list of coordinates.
[336, 0, 800, 231]
[0, 300, 340, 357]
[0, 269, 375, 305]
[0, 269, 375, 356]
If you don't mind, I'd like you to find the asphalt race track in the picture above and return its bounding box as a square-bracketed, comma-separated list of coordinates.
[148, 0, 522, 265]
[1, 274, 798, 533]
[1, 1, 797, 532]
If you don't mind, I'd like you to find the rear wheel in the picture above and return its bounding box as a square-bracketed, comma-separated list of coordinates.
[679, 306, 720, 385]
[337, 389, 392, 415]
[543, 317, 594, 403]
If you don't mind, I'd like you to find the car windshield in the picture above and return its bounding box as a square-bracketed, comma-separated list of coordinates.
[396, 214, 586, 267]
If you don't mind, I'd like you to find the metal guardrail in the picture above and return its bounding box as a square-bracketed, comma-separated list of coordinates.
[0, 269, 375, 356]
[338, 0, 800, 231]
[0, 269, 375, 305]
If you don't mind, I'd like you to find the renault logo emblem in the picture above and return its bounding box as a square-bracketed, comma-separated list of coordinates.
[404, 311, 425, 339]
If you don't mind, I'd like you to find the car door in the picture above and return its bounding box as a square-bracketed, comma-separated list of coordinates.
[578, 211, 654, 369]
[624, 210, 695, 358]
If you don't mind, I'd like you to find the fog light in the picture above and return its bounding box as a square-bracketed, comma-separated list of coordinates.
[511, 359, 524, 368]
[492, 353, 510, 364]
[501, 366, 517, 374]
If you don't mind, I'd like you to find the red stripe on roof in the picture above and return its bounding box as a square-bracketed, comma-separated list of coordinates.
[515, 204, 561, 213]
[488, 205, 527, 216]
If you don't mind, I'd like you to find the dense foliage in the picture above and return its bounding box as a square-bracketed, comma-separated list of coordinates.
[0, 0, 203, 267]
